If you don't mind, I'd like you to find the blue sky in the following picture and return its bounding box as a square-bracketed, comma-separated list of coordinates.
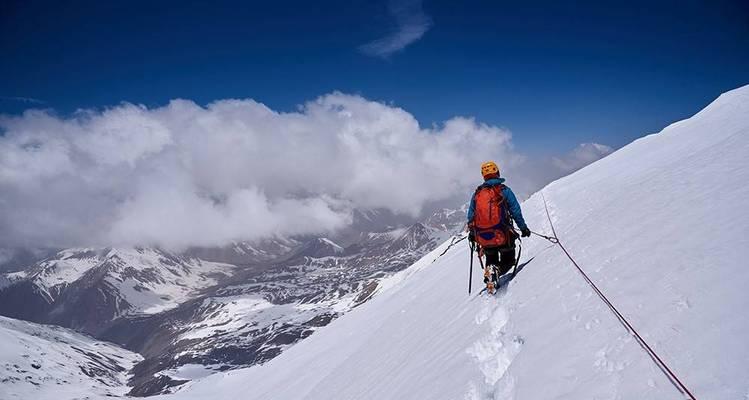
[1, 0, 748, 152]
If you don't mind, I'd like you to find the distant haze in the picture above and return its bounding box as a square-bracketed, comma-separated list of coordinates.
[0, 93, 610, 249]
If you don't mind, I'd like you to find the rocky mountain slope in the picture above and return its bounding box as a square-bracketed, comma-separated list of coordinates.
[113, 221, 458, 395]
[0, 248, 235, 335]
[0, 209, 466, 396]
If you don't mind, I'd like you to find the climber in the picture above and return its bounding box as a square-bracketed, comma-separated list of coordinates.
[467, 161, 530, 293]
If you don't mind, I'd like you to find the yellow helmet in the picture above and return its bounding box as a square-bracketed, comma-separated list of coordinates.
[481, 161, 499, 178]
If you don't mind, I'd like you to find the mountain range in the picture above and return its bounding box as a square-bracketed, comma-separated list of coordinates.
[0, 207, 465, 396]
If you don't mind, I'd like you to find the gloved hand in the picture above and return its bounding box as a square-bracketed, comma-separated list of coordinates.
[521, 227, 531, 237]
[468, 230, 476, 243]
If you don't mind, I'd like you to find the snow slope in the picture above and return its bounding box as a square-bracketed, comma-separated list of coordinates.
[156, 85, 749, 400]
[0, 316, 142, 400]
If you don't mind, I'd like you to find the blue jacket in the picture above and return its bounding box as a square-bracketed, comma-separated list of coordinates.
[466, 177, 527, 230]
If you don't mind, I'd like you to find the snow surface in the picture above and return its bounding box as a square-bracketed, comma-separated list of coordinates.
[162, 364, 223, 381]
[178, 297, 276, 341]
[154, 85, 749, 399]
[0, 316, 142, 400]
[319, 238, 345, 253]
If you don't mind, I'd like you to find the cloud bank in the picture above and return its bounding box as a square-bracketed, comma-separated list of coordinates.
[359, 0, 433, 58]
[0, 93, 532, 249]
[552, 143, 613, 173]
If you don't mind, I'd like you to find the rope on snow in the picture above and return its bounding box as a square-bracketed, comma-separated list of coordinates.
[538, 192, 698, 400]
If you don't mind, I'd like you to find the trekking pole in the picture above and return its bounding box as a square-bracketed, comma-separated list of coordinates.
[512, 241, 522, 277]
[468, 241, 474, 295]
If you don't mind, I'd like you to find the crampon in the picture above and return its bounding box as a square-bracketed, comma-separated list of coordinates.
[483, 265, 497, 294]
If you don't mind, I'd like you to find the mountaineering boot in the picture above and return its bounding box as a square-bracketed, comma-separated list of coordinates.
[484, 266, 495, 294]
[484, 265, 494, 294]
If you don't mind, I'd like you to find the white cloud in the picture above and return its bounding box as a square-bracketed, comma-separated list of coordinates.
[0, 93, 615, 250]
[359, 0, 433, 58]
[0, 93, 529, 250]
[505, 142, 614, 200]
[551, 142, 613, 173]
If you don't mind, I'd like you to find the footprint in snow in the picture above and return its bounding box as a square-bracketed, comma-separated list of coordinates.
[465, 298, 523, 399]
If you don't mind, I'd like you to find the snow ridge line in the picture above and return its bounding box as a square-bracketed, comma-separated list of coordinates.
[540, 192, 698, 400]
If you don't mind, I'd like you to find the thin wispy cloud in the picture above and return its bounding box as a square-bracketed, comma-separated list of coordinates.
[359, 0, 433, 58]
[0, 96, 45, 105]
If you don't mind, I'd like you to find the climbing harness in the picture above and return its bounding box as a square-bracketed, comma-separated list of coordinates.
[538, 192, 698, 400]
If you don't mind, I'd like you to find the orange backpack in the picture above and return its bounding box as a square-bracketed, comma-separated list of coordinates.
[472, 184, 510, 248]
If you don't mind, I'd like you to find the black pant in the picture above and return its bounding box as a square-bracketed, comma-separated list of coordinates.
[484, 245, 516, 276]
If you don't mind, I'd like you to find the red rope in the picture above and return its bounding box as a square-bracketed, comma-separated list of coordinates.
[540, 192, 697, 400]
